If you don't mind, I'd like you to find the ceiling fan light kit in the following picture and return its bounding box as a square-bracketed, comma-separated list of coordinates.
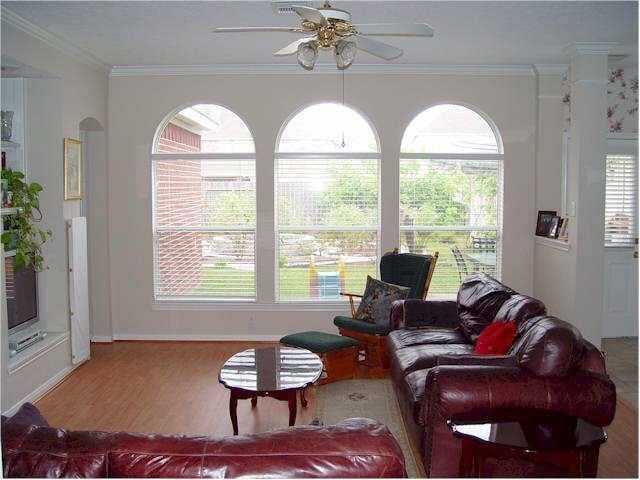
[297, 41, 319, 70]
[213, 1, 434, 70]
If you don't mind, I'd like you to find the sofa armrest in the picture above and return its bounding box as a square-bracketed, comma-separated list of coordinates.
[424, 365, 617, 427]
[390, 299, 459, 330]
[436, 354, 517, 368]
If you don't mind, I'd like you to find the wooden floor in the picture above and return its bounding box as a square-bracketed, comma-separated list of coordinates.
[35, 341, 638, 478]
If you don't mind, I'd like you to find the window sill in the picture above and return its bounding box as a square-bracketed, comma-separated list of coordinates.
[534, 236, 571, 252]
[151, 300, 353, 312]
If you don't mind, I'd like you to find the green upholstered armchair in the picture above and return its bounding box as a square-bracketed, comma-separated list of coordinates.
[334, 249, 438, 374]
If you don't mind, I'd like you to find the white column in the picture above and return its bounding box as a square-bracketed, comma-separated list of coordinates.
[565, 42, 615, 346]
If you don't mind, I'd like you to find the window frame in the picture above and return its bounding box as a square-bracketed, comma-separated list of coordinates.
[151, 104, 258, 303]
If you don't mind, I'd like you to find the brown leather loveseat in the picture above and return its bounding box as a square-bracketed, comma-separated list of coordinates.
[388, 272, 617, 477]
[2, 403, 407, 478]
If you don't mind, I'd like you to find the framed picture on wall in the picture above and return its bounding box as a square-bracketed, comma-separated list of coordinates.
[535, 210, 557, 236]
[64, 137, 82, 200]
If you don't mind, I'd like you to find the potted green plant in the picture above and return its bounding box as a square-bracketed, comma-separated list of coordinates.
[1, 169, 52, 270]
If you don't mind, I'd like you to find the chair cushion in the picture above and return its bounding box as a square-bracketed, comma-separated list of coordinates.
[473, 321, 517, 355]
[388, 328, 468, 355]
[354, 276, 410, 328]
[457, 273, 515, 343]
[334, 316, 391, 335]
[390, 343, 474, 379]
[380, 252, 432, 299]
[280, 331, 359, 353]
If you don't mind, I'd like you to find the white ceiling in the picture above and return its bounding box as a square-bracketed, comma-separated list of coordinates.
[2, 1, 638, 68]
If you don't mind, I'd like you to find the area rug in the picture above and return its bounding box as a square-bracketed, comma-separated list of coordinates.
[315, 379, 419, 478]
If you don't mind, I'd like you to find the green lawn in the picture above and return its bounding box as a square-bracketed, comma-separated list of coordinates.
[194, 248, 471, 298]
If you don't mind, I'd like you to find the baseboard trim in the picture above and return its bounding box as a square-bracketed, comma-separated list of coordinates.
[112, 333, 284, 342]
[91, 335, 114, 343]
[3, 365, 75, 416]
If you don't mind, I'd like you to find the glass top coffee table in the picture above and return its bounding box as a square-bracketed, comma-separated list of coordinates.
[219, 346, 323, 435]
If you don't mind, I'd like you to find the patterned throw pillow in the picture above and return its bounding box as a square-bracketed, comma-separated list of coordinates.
[354, 276, 410, 327]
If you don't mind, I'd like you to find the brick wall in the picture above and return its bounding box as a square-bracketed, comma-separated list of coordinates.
[155, 123, 204, 295]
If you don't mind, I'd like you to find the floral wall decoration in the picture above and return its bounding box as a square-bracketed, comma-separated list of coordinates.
[607, 67, 638, 133]
[561, 66, 639, 134]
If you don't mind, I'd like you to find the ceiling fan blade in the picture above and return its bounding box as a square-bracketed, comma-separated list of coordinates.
[291, 5, 327, 26]
[274, 38, 315, 56]
[353, 35, 403, 60]
[354, 23, 434, 37]
[213, 27, 300, 33]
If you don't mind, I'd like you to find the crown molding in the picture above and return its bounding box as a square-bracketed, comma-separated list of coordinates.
[110, 63, 535, 77]
[1, 6, 110, 72]
[533, 64, 569, 75]
[563, 42, 618, 58]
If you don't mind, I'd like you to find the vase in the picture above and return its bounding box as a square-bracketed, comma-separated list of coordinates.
[1, 111, 14, 141]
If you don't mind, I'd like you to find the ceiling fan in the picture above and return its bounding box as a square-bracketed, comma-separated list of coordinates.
[213, 1, 434, 70]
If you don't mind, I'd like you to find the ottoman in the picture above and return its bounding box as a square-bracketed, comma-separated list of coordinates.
[280, 331, 359, 384]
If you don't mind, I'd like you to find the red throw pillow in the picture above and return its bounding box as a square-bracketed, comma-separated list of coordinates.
[473, 321, 517, 355]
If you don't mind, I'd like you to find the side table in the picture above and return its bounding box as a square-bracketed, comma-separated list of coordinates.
[448, 415, 607, 477]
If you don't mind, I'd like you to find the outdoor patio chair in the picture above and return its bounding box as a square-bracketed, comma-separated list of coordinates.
[333, 249, 438, 375]
[450, 244, 469, 283]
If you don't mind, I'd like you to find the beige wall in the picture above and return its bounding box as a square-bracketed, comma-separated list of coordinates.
[108, 73, 537, 338]
[1, 22, 108, 412]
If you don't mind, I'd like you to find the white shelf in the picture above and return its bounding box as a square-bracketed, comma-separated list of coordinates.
[535, 235, 571, 252]
[1, 140, 20, 149]
[7, 331, 70, 375]
[4, 250, 16, 257]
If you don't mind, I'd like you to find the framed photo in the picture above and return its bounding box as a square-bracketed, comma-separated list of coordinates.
[547, 216, 562, 239]
[64, 137, 82, 200]
[558, 217, 569, 240]
[535, 210, 557, 236]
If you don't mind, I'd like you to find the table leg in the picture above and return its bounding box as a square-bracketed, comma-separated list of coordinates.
[300, 389, 308, 408]
[251, 396, 257, 408]
[229, 391, 239, 435]
[288, 391, 297, 426]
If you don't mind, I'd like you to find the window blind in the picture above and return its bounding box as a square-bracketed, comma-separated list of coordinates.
[152, 104, 256, 301]
[275, 157, 379, 301]
[399, 158, 501, 295]
[605, 153, 638, 247]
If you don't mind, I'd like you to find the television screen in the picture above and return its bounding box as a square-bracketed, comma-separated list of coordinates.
[4, 257, 38, 332]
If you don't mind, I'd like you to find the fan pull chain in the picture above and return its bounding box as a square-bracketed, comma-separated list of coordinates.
[340, 69, 346, 148]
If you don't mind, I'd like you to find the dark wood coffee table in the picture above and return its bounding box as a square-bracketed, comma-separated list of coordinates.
[219, 346, 323, 435]
[448, 415, 607, 477]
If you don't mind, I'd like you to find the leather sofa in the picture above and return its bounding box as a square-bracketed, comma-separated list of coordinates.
[388, 272, 617, 477]
[2, 403, 406, 478]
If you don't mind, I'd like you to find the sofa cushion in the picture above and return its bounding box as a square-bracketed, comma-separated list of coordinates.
[474, 321, 517, 355]
[509, 316, 585, 377]
[494, 294, 546, 327]
[2, 402, 49, 428]
[401, 369, 430, 426]
[388, 328, 468, 355]
[391, 343, 474, 380]
[457, 273, 515, 343]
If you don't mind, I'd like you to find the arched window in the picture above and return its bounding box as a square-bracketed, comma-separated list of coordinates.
[400, 104, 503, 295]
[152, 104, 255, 300]
[275, 103, 380, 301]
